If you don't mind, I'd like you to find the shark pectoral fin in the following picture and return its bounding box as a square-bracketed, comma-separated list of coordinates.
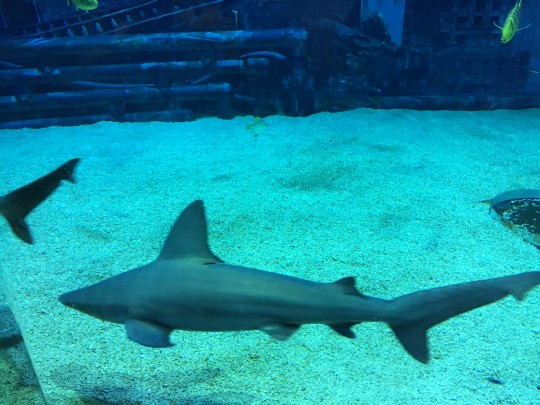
[329, 323, 358, 338]
[390, 323, 429, 364]
[125, 319, 173, 348]
[260, 323, 300, 340]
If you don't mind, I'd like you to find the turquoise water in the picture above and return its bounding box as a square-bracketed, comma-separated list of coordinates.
[1, 109, 539, 404]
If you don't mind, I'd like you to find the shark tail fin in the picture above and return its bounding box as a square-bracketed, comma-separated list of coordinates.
[0, 158, 80, 244]
[386, 271, 540, 364]
[0, 197, 32, 243]
[389, 323, 429, 364]
[57, 158, 80, 183]
[0, 195, 34, 244]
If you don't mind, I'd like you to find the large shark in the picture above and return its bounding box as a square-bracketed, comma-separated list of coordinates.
[0, 158, 80, 244]
[60, 200, 540, 363]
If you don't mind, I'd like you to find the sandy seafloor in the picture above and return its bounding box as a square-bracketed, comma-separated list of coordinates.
[0, 108, 539, 404]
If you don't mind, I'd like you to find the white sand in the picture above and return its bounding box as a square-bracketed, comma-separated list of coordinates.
[0, 108, 539, 404]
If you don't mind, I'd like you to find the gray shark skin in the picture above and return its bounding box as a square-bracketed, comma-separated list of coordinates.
[0, 158, 80, 244]
[59, 200, 540, 363]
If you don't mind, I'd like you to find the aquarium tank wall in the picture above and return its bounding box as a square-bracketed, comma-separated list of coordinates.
[0, 0, 539, 128]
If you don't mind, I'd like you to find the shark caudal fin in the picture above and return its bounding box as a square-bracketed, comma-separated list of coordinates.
[0, 199, 32, 244]
[0, 158, 80, 244]
[387, 271, 540, 363]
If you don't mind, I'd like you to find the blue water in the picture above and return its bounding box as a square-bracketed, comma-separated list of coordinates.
[0, 109, 539, 404]
[1, 1, 540, 403]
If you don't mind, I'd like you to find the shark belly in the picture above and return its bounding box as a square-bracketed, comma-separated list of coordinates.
[129, 262, 387, 334]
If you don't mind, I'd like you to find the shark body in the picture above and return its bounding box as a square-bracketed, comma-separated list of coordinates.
[60, 200, 540, 363]
[0, 158, 80, 244]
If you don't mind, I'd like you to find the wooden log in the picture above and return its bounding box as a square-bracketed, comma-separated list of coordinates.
[119, 109, 195, 123]
[1, 29, 308, 64]
[0, 115, 115, 129]
[0, 109, 195, 129]
[0, 83, 232, 113]
[0, 58, 270, 86]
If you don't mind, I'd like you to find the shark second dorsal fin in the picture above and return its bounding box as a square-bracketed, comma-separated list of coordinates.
[158, 200, 223, 264]
[333, 277, 364, 297]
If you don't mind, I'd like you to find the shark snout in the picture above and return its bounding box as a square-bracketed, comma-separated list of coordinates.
[59, 286, 129, 324]
[59, 289, 92, 313]
[59, 291, 78, 309]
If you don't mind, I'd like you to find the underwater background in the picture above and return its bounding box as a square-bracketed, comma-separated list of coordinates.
[1, 1, 540, 404]
[1, 110, 539, 404]
[1, 0, 540, 126]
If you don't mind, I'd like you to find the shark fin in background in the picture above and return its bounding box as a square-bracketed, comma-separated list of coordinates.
[0, 158, 80, 244]
[6, 217, 32, 245]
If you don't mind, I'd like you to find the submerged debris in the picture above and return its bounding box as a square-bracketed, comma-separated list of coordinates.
[483, 189, 540, 248]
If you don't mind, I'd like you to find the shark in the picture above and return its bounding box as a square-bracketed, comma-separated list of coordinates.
[60, 200, 540, 363]
[0, 158, 80, 244]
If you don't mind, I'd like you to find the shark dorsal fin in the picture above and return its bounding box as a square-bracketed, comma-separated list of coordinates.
[158, 200, 223, 264]
[333, 277, 364, 297]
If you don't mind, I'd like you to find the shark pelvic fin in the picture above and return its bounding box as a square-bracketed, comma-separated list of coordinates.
[125, 319, 173, 348]
[158, 200, 223, 264]
[260, 323, 300, 340]
[329, 323, 358, 338]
